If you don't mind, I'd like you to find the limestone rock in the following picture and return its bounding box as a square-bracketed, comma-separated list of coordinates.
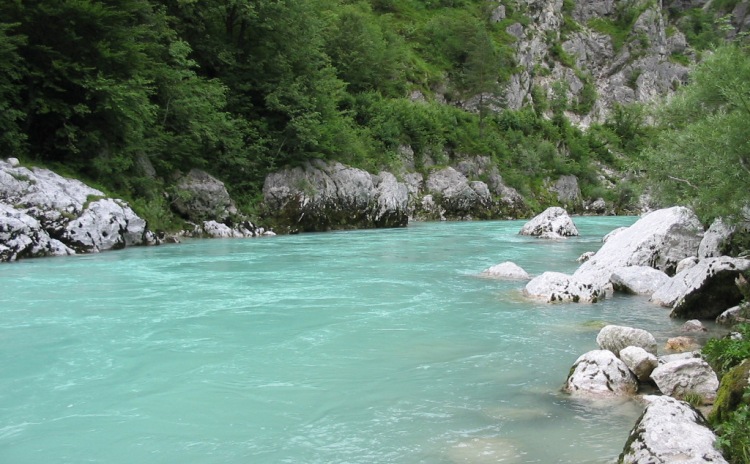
[63, 199, 150, 252]
[480, 262, 530, 280]
[0, 204, 74, 261]
[619, 396, 726, 464]
[665, 336, 700, 353]
[0, 158, 154, 261]
[519, 207, 579, 238]
[548, 175, 582, 208]
[577, 251, 595, 263]
[262, 160, 408, 232]
[596, 325, 658, 356]
[716, 306, 743, 326]
[676, 256, 700, 274]
[699, 217, 736, 259]
[574, 207, 703, 289]
[619, 346, 658, 383]
[425, 167, 483, 217]
[564, 350, 638, 396]
[667, 257, 750, 320]
[602, 226, 627, 243]
[659, 351, 702, 365]
[651, 358, 720, 403]
[172, 169, 237, 222]
[523, 271, 605, 303]
[681, 320, 707, 332]
[610, 266, 671, 296]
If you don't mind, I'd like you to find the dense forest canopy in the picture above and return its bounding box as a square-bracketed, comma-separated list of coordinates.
[0, 0, 747, 227]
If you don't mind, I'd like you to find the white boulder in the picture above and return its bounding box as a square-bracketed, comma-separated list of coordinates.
[564, 350, 638, 396]
[619, 396, 727, 464]
[519, 207, 579, 238]
[523, 272, 606, 303]
[609, 266, 671, 296]
[619, 346, 658, 382]
[574, 207, 703, 288]
[597, 325, 658, 356]
[650, 358, 720, 403]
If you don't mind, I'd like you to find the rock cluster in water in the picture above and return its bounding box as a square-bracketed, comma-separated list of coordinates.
[521, 206, 750, 321]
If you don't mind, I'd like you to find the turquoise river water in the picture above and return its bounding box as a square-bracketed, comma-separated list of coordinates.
[0, 217, 701, 463]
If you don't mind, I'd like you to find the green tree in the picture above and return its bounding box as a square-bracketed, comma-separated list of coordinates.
[647, 44, 750, 222]
[0, 22, 26, 154]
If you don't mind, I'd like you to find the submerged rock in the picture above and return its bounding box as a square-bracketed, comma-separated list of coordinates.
[519, 207, 579, 238]
[619, 396, 726, 464]
[564, 350, 638, 396]
[480, 262, 530, 280]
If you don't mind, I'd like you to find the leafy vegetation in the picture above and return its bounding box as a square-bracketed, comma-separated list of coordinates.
[645, 43, 750, 223]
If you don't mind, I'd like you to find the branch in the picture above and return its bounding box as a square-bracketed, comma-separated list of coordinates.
[667, 175, 699, 189]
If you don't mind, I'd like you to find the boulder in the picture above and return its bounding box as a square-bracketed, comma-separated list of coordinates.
[650, 358, 720, 403]
[699, 218, 736, 258]
[619, 346, 658, 382]
[574, 207, 703, 289]
[609, 266, 671, 296]
[716, 306, 743, 326]
[0, 204, 74, 261]
[619, 395, 727, 464]
[0, 158, 154, 261]
[171, 169, 237, 222]
[480, 262, 530, 280]
[262, 160, 408, 232]
[676, 256, 700, 274]
[597, 325, 658, 356]
[564, 350, 638, 396]
[602, 226, 627, 243]
[681, 319, 707, 332]
[665, 336, 700, 353]
[668, 257, 750, 320]
[523, 272, 606, 303]
[659, 351, 701, 365]
[519, 207, 579, 238]
[577, 251, 595, 263]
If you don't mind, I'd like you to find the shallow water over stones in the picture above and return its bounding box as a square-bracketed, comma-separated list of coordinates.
[0, 218, 716, 463]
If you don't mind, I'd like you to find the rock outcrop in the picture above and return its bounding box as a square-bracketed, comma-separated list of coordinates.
[171, 169, 238, 223]
[564, 349, 638, 396]
[519, 207, 579, 238]
[619, 396, 727, 464]
[0, 158, 155, 261]
[262, 160, 409, 232]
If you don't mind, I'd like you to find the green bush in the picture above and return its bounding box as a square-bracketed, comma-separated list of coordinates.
[715, 393, 750, 463]
[703, 324, 750, 376]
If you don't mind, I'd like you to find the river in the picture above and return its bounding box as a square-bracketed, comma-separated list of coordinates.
[0, 217, 693, 463]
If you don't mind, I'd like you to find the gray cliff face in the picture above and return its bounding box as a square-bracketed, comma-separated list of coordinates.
[503, 0, 695, 125]
[262, 157, 530, 231]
